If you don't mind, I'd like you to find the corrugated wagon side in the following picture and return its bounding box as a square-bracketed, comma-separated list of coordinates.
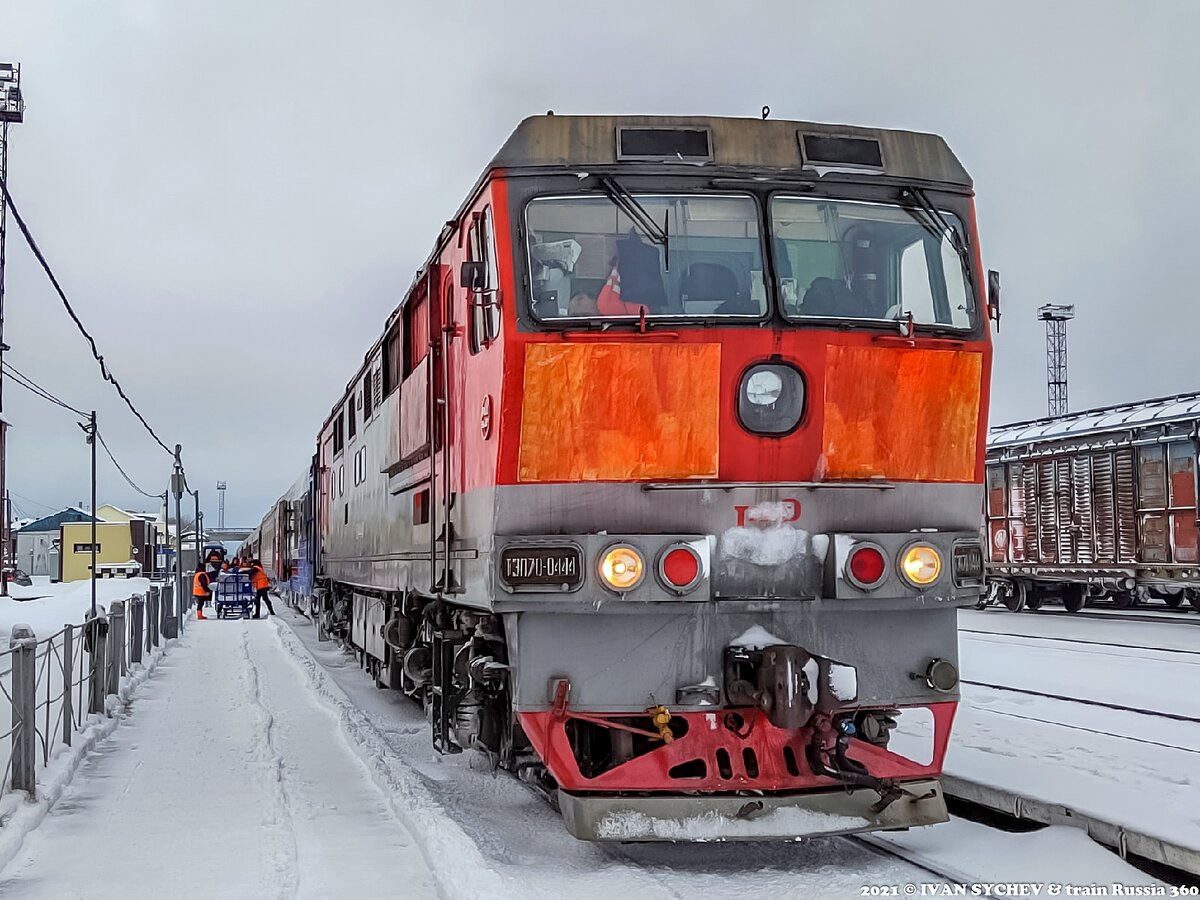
[986, 392, 1200, 611]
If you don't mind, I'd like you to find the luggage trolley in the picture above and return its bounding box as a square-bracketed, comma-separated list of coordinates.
[214, 573, 254, 619]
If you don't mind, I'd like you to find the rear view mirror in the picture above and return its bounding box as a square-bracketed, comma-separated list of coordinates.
[987, 269, 1001, 332]
[460, 261, 486, 291]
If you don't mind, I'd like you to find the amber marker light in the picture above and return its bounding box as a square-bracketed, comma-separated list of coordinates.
[899, 544, 943, 588]
[599, 544, 645, 592]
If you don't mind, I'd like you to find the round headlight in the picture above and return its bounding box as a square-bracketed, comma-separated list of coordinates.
[900, 544, 943, 587]
[745, 370, 783, 406]
[599, 544, 645, 592]
[737, 363, 805, 436]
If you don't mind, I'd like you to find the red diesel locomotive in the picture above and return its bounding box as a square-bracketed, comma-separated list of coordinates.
[256, 115, 997, 840]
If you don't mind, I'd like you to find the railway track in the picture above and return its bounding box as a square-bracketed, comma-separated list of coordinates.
[976, 604, 1200, 626]
[962, 678, 1200, 726]
[959, 627, 1200, 656]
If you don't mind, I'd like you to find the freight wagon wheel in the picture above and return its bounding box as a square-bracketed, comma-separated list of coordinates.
[1025, 592, 1043, 611]
[1062, 584, 1086, 613]
[1164, 592, 1185, 609]
[1186, 588, 1200, 610]
[1001, 581, 1026, 612]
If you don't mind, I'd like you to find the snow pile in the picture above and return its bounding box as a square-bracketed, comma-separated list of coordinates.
[828, 663, 858, 701]
[1, 577, 152, 639]
[720, 525, 809, 566]
[729, 625, 785, 649]
[594, 806, 867, 841]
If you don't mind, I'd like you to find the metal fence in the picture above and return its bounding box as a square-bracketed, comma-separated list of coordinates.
[0, 582, 191, 799]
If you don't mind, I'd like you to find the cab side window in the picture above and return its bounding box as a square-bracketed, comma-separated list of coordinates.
[468, 206, 502, 354]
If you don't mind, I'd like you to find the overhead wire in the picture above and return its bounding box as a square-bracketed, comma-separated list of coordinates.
[94, 429, 165, 501]
[0, 174, 173, 455]
[8, 490, 55, 513]
[3, 361, 163, 501]
[2, 362, 88, 418]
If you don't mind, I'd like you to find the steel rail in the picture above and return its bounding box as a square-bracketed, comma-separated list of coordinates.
[962, 679, 1200, 724]
[960, 627, 1200, 657]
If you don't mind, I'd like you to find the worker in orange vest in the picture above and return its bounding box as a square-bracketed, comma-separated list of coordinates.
[193, 562, 213, 620]
[248, 559, 275, 618]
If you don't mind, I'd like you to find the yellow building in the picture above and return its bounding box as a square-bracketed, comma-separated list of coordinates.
[59, 521, 144, 582]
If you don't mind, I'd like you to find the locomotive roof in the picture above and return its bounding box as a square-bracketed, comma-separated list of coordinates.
[989, 391, 1200, 448]
[488, 115, 973, 189]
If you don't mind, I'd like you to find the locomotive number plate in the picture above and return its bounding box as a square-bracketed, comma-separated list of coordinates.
[499, 545, 584, 591]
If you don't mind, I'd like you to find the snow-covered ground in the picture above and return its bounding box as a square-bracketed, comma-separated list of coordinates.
[1, 576, 151, 638]
[0, 577, 157, 796]
[269, 608, 1158, 897]
[0, 616, 438, 899]
[929, 609, 1200, 850]
[0, 595, 1174, 898]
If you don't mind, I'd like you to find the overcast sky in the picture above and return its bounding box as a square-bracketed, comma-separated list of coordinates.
[0, 0, 1195, 527]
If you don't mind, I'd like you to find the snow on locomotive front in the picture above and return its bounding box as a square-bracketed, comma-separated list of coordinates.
[321, 115, 995, 842]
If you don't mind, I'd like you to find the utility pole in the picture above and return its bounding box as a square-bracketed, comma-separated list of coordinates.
[170, 446, 184, 613]
[81, 411, 97, 618]
[0, 63, 25, 597]
[1038, 304, 1075, 418]
[216, 480, 226, 530]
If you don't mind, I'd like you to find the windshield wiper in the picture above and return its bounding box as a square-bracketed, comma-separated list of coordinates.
[597, 175, 670, 264]
[900, 186, 973, 286]
[899, 188, 962, 249]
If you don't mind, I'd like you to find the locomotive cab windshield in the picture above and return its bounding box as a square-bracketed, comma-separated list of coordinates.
[773, 196, 976, 329]
[528, 192, 768, 321]
[527, 186, 978, 331]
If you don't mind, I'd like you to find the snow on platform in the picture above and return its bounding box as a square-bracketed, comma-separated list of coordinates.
[0, 616, 437, 900]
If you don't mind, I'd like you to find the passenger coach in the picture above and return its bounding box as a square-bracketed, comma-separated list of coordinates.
[260, 115, 998, 841]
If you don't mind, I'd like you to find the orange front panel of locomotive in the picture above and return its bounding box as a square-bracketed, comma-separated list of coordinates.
[517, 342, 722, 482]
[820, 345, 983, 482]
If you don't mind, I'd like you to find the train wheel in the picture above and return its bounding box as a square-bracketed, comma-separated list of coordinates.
[1002, 581, 1027, 612]
[1063, 584, 1086, 613]
[1025, 592, 1043, 611]
[1164, 592, 1185, 609]
[1186, 588, 1200, 610]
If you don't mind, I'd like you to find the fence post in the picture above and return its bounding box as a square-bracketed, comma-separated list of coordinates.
[161, 583, 177, 640]
[62, 623, 74, 747]
[10, 624, 37, 797]
[130, 595, 144, 666]
[149, 586, 160, 650]
[108, 601, 125, 697]
[86, 612, 109, 716]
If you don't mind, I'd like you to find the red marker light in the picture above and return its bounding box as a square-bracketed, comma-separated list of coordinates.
[658, 545, 703, 593]
[847, 545, 886, 589]
[663, 548, 700, 587]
